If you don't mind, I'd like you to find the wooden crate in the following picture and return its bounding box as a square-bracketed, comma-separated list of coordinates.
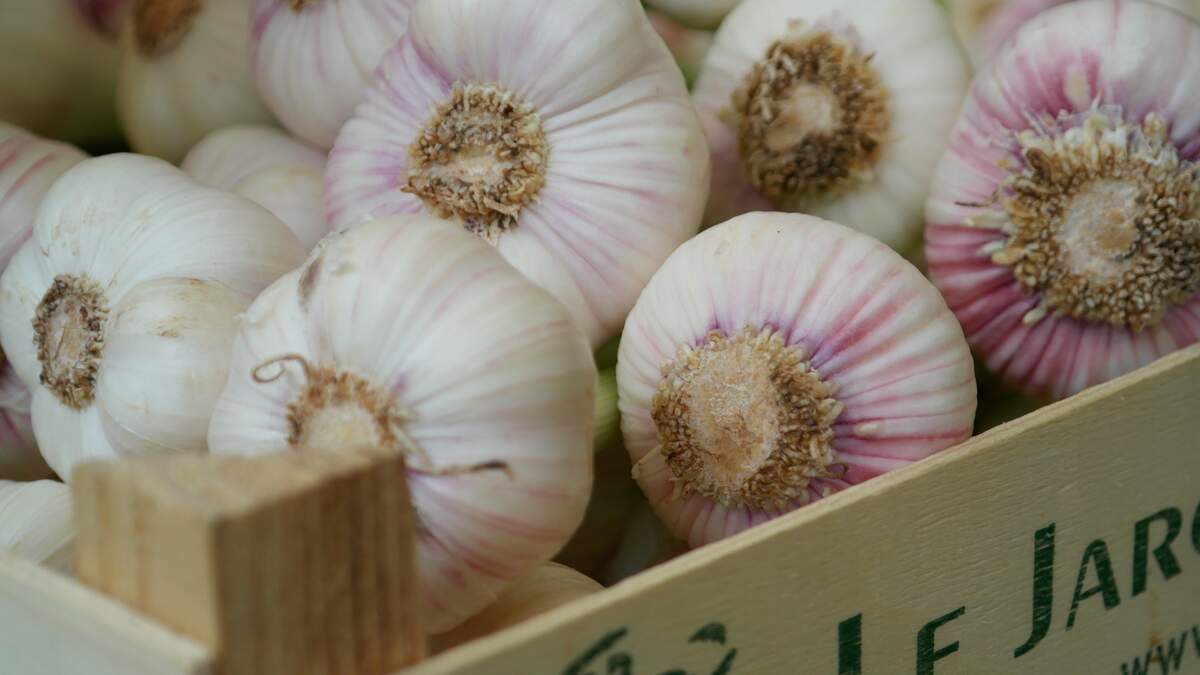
[2, 344, 1198, 675]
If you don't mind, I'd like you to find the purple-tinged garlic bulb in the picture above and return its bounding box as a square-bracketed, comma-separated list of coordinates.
[693, 0, 969, 253]
[183, 125, 329, 248]
[948, 0, 1198, 67]
[0, 1, 122, 146]
[926, 0, 1200, 400]
[0, 125, 88, 481]
[0, 155, 305, 481]
[207, 217, 596, 632]
[618, 212, 976, 548]
[325, 0, 709, 347]
[117, 0, 275, 162]
[249, 0, 416, 150]
[646, 0, 742, 31]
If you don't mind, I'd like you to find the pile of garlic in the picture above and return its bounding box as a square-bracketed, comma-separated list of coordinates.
[0, 0, 1195, 656]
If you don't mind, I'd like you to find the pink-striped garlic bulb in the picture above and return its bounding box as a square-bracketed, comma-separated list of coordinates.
[183, 125, 329, 249]
[926, 0, 1200, 400]
[0, 125, 88, 481]
[948, 0, 1198, 67]
[618, 212, 976, 548]
[325, 0, 709, 347]
[250, 0, 416, 149]
[693, 0, 969, 253]
[207, 217, 596, 632]
[646, 0, 742, 30]
[117, 0, 274, 162]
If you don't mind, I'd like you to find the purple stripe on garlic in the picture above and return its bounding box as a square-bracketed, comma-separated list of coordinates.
[618, 212, 976, 548]
[183, 125, 330, 249]
[206, 216, 596, 633]
[117, 0, 275, 162]
[249, 0, 416, 149]
[926, 0, 1200, 400]
[693, 0, 970, 253]
[0, 154, 306, 480]
[324, 0, 710, 347]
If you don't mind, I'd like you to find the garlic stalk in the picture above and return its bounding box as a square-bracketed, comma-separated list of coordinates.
[0, 124, 88, 480]
[430, 563, 603, 654]
[0, 480, 73, 573]
[926, 0, 1200, 400]
[183, 125, 329, 248]
[0, 1, 122, 146]
[554, 436, 640, 578]
[0, 154, 305, 481]
[647, 9, 715, 87]
[207, 216, 596, 632]
[645, 0, 743, 30]
[601, 500, 687, 585]
[693, 0, 969, 253]
[325, 0, 709, 347]
[117, 0, 275, 162]
[948, 0, 1198, 67]
[618, 212, 976, 548]
[249, 0, 416, 149]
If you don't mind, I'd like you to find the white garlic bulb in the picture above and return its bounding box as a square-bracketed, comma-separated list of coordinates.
[646, 0, 742, 30]
[0, 154, 305, 481]
[250, 0, 416, 149]
[117, 0, 275, 162]
[0, 1, 122, 146]
[324, 0, 710, 347]
[207, 216, 596, 633]
[183, 125, 329, 248]
[693, 0, 969, 253]
[0, 480, 73, 573]
[0, 124, 88, 481]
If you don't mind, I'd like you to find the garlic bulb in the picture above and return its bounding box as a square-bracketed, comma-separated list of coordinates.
[948, 0, 1198, 67]
[117, 0, 275, 162]
[77, 0, 133, 39]
[0, 1, 122, 146]
[430, 563, 603, 654]
[0, 124, 88, 481]
[0, 154, 305, 481]
[183, 125, 329, 248]
[648, 9, 715, 87]
[646, 0, 742, 30]
[325, 0, 710, 347]
[618, 212, 976, 548]
[0, 480, 73, 573]
[601, 500, 687, 585]
[554, 437, 640, 578]
[207, 216, 596, 632]
[249, 0, 416, 149]
[926, 0, 1200, 400]
[693, 0, 969, 253]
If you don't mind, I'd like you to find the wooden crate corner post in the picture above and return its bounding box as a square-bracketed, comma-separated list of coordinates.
[70, 447, 424, 675]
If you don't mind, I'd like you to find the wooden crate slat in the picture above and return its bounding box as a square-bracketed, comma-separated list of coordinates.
[0, 552, 213, 675]
[407, 345, 1200, 675]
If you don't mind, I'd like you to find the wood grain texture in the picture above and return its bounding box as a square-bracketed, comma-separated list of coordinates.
[71, 448, 424, 675]
[0, 552, 213, 675]
[408, 345, 1200, 675]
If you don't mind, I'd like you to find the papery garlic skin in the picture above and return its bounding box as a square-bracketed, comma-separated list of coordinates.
[117, 0, 275, 162]
[325, 0, 710, 347]
[0, 1, 121, 146]
[207, 216, 596, 632]
[250, 0, 415, 149]
[618, 213, 976, 548]
[948, 0, 1197, 66]
[183, 125, 329, 248]
[646, 0, 742, 30]
[0, 154, 305, 481]
[693, 0, 969, 253]
[0, 480, 73, 573]
[926, 0, 1200, 401]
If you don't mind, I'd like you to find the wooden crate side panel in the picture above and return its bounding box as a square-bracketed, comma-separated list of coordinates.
[0, 553, 213, 675]
[410, 346, 1200, 675]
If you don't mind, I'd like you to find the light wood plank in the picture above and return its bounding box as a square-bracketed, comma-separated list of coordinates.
[408, 345, 1200, 674]
[72, 447, 424, 675]
[0, 552, 213, 675]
